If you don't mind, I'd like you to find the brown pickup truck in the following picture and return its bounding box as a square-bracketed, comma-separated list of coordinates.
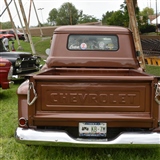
[15, 25, 160, 147]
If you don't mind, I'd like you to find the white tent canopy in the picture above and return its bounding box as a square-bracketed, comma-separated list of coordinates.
[151, 15, 160, 24]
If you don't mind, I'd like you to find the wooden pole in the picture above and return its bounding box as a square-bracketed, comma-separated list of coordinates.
[32, 0, 43, 37]
[18, 0, 36, 54]
[126, 0, 146, 70]
[28, 0, 32, 26]
[4, 0, 23, 50]
[13, 0, 28, 41]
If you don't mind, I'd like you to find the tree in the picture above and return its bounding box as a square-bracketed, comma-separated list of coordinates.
[102, 2, 128, 26]
[102, 11, 114, 25]
[0, 21, 12, 29]
[106, 10, 126, 26]
[140, 7, 154, 24]
[102, 1, 140, 28]
[78, 14, 99, 24]
[47, 2, 82, 25]
[47, 8, 58, 25]
[140, 7, 154, 16]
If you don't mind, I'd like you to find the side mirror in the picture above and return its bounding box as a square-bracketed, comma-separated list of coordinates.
[45, 48, 50, 56]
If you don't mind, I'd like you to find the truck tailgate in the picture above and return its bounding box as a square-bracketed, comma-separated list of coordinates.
[28, 69, 157, 128]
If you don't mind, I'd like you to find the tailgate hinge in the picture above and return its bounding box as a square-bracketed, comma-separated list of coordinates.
[155, 82, 160, 105]
[27, 82, 37, 106]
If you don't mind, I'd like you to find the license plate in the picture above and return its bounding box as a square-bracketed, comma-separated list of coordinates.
[79, 122, 107, 137]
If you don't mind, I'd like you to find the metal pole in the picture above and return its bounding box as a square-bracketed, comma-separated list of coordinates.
[4, 0, 23, 50]
[13, 0, 28, 42]
[38, 8, 44, 23]
[126, 0, 146, 70]
[18, 0, 36, 54]
[32, 0, 43, 37]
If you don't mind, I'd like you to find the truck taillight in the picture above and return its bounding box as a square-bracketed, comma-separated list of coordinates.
[19, 117, 27, 127]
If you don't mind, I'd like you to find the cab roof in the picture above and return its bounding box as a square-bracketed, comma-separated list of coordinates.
[54, 25, 131, 34]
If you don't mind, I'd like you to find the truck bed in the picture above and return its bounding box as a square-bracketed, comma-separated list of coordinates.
[28, 68, 157, 130]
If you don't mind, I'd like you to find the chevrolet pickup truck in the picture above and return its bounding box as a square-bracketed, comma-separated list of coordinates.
[15, 25, 160, 147]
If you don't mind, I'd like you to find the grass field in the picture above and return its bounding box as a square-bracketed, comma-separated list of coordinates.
[0, 37, 160, 160]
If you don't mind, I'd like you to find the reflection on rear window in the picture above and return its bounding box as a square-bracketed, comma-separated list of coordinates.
[68, 35, 118, 51]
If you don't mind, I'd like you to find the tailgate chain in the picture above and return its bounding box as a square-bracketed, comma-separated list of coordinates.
[27, 82, 37, 106]
[155, 82, 160, 105]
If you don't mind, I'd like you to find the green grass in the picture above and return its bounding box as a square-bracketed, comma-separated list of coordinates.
[1, 37, 160, 160]
[145, 65, 160, 76]
[13, 36, 50, 59]
[12, 36, 50, 65]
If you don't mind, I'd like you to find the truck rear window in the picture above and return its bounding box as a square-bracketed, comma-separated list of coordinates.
[68, 35, 118, 51]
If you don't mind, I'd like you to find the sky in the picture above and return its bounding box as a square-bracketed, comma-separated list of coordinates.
[0, 0, 160, 27]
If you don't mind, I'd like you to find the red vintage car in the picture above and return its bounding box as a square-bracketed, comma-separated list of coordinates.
[0, 57, 13, 89]
[7, 29, 25, 40]
[0, 30, 15, 40]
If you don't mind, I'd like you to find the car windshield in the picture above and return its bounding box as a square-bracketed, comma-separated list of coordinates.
[68, 35, 118, 51]
[0, 31, 7, 34]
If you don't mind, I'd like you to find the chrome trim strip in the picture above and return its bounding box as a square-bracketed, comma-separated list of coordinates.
[15, 127, 160, 147]
[15, 66, 39, 74]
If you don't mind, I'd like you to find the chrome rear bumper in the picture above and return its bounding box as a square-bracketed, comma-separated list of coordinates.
[15, 127, 160, 147]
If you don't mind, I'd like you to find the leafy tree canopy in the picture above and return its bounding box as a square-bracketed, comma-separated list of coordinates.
[102, 11, 114, 25]
[102, 1, 140, 27]
[139, 7, 154, 24]
[47, 8, 58, 25]
[0, 21, 12, 29]
[140, 7, 154, 16]
[78, 14, 99, 24]
[102, 2, 128, 26]
[47, 2, 82, 25]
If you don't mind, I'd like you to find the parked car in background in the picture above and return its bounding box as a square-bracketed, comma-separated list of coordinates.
[0, 30, 15, 40]
[0, 34, 4, 39]
[0, 37, 41, 79]
[0, 57, 13, 89]
[7, 29, 25, 40]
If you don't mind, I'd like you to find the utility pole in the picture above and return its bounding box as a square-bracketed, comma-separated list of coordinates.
[13, 0, 28, 42]
[18, 0, 36, 54]
[126, 0, 146, 70]
[4, 0, 23, 50]
[28, 0, 32, 26]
